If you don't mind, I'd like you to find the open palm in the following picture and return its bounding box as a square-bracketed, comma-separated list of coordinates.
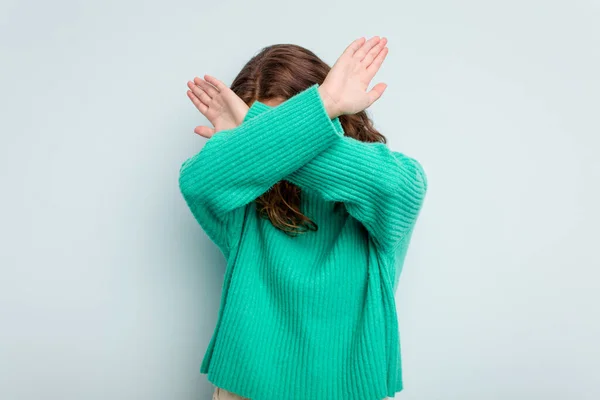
[320, 36, 389, 117]
[186, 75, 249, 138]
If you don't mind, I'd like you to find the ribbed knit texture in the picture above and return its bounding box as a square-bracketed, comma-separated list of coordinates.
[178, 83, 428, 400]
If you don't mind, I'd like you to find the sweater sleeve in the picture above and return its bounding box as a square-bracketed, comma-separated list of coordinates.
[392, 222, 417, 292]
[287, 138, 428, 254]
[178, 83, 344, 259]
[245, 100, 428, 255]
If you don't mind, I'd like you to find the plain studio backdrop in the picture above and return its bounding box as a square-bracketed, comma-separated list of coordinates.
[1, 0, 598, 399]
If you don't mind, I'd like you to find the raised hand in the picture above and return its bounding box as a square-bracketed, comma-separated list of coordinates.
[186, 75, 249, 138]
[318, 36, 389, 119]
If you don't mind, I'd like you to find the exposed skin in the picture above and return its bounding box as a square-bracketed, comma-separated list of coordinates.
[186, 36, 389, 139]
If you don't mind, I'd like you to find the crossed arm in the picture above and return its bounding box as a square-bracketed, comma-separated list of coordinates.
[178, 83, 427, 260]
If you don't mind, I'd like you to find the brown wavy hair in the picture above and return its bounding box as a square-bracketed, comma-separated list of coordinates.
[230, 43, 387, 236]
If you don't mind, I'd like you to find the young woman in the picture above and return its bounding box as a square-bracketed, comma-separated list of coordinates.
[179, 36, 428, 400]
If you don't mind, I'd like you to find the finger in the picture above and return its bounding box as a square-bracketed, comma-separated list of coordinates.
[188, 79, 212, 105]
[362, 37, 387, 68]
[194, 77, 219, 98]
[342, 37, 367, 59]
[194, 125, 216, 138]
[354, 36, 381, 61]
[187, 90, 208, 114]
[367, 82, 387, 106]
[365, 46, 389, 79]
[204, 74, 228, 92]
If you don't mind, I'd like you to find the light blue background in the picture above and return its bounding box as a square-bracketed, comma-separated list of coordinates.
[1, 0, 598, 399]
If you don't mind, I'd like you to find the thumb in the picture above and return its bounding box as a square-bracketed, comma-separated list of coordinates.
[194, 125, 216, 138]
[367, 83, 387, 106]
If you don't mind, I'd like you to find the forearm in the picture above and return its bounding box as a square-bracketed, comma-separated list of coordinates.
[178, 83, 344, 228]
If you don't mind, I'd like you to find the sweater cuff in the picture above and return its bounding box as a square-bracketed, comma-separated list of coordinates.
[243, 88, 345, 136]
[244, 100, 271, 121]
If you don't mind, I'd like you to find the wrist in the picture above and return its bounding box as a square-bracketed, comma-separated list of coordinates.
[317, 85, 341, 119]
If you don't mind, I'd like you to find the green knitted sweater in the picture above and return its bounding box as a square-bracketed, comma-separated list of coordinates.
[178, 83, 428, 400]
